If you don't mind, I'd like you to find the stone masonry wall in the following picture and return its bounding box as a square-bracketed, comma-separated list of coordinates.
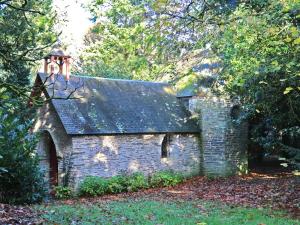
[69, 134, 200, 189]
[33, 101, 73, 188]
[189, 96, 248, 176]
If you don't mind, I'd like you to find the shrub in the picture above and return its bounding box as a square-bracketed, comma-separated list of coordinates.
[79, 176, 109, 197]
[107, 175, 127, 194]
[78, 171, 185, 197]
[149, 171, 184, 188]
[126, 172, 148, 192]
[0, 108, 45, 204]
[79, 173, 149, 196]
[54, 186, 73, 199]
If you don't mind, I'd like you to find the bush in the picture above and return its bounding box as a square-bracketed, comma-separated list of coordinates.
[54, 186, 73, 199]
[78, 171, 184, 197]
[107, 175, 127, 194]
[0, 106, 45, 204]
[79, 176, 109, 197]
[149, 171, 184, 188]
[126, 172, 148, 192]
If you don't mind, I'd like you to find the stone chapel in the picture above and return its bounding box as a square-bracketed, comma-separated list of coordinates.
[33, 51, 248, 190]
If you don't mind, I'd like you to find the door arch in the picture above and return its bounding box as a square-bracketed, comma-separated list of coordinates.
[44, 131, 58, 188]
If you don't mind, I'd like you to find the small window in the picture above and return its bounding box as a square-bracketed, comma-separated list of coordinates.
[161, 134, 171, 158]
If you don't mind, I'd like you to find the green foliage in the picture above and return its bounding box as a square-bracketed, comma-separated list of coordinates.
[125, 172, 148, 192]
[54, 186, 73, 200]
[149, 171, 184, 187]
[79, 171, 184, 197]
[107, 172, 149, 193]
[107, 175, 128, 194]
[79, 176, 109, 197]
[210, 0, 300, 167]
[0, 102, 45, 204]
[79, 172, 148, 197]
[39, 200, 299, 225]
[80, 0, 177, 81]
[0, 0, 57, 87]
[0, 0, 56, 204]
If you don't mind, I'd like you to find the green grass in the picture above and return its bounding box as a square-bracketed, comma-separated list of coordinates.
[38, 200, 299, 225]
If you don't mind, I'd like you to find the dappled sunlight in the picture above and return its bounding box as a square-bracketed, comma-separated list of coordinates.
[166, 190, 194, 195]
[163, 86, 175, 94]
[77, 96, 88, 103]
[33, 119, 42, 132]
[161, 151, 174, 167]
[60, 172, 66, 178]
[143, 134, 156, 140]
[242, 171, 293, 180]
[161, 157, 172, 166]
[94, 152, 108, 163]
[191, 155, 200, 163]
[129, 160, 140, 172]
[102, 136, 118, 154]
[177, 140, 185, 149]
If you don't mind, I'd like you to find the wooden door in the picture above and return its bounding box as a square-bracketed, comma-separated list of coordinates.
[48, 134, 58, 187]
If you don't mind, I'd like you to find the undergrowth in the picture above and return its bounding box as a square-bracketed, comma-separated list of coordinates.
[79, 171, 183, 197]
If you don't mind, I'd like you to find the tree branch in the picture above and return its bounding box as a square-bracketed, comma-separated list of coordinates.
[1, 74, 84, 107]
[1, 1, 45, 15]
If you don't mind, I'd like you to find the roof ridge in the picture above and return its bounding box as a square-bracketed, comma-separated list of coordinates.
[37, 72, 169, 85]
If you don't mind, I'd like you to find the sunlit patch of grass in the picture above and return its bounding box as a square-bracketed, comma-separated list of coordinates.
[37, 200, 299, 225]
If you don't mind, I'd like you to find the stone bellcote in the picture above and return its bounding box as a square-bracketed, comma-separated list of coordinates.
[44, 48, 71, 80]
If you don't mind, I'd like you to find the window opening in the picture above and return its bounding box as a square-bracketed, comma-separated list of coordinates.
[161, 134, 171, 158]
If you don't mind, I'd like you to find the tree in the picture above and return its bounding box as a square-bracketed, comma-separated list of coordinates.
[213, 1, 300, 167]
[0, 98, 45, 204]
[0, 0, 57, 97]
[0, 0, 57, 203]
[80, 0, 186, 81]
[80, 0, 232, 81]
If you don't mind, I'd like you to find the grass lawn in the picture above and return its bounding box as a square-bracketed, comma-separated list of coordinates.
[38, 199, 299, 225]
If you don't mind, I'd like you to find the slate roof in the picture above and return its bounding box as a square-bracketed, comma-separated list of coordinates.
[37, 73, 199, 135]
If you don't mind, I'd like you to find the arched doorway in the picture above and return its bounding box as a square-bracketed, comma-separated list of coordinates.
[44, 131, 58, 188]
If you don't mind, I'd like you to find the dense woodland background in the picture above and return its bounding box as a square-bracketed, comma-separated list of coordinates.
[0, 0, 299, 204]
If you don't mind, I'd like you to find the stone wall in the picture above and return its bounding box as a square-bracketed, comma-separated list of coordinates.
[189, 96, 248, 176]
[69, 134, 200, 189]
[33, 101, 72, 187]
